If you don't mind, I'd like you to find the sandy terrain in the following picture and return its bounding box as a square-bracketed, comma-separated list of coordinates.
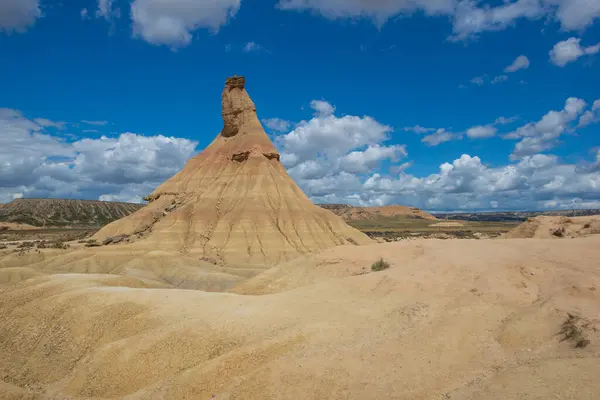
[503, 215, 600, 239]
[1, 236, 599, 399]
[0, 244, 261, 292]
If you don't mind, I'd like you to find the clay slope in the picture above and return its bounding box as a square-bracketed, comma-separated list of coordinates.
[1, 237, 599, 399]
[93, 77, 371, 266]
[503, 215, 600, 239]
[319, 204, 436, 221]
[0, 198, 143, 228]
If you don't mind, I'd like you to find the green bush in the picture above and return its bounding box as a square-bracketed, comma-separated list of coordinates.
[371, 258, 390, 272]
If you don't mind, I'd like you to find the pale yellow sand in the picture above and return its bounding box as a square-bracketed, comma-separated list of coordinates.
[1, 236, 599, 399]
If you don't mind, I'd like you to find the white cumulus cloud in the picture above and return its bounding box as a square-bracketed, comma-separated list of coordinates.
[495, 116, 519, 125]
[491, 75, 509, 84]
[277, 0, 600, 41]
[277, 104, 392, 165]
[273, 100, 401, 190]
[262, 118, 292, 132]
[470, 76, 486, 86]
[504, 55, 530, 72]
[505, 97, 589, 159]
[243, 41, 265, 53]
[277, 0, 454, 27]
[130, 0, 241, 47]
[403, 125, 436, 134]
[549, 37, 600, 67]
[466, 125, 497, 139]
[81, 120, 109, 126]
[0, 0, 41, 32]
[578, 99, 600, 127]
[309, 100, 336, 117]
[422, 128, 459, 146]
[96, 0, 121, 21]
[289, 147, 600, 211]
[0, 108, 198, 204]
[339, 145, 407, 174]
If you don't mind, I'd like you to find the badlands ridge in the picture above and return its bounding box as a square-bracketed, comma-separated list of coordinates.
[0, 78, 599, 400]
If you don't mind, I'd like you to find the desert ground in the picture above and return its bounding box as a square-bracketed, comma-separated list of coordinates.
[0, 217, 599, 399]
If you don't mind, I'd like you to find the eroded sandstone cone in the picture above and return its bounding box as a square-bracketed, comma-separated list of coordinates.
[93, 76, 372, 266]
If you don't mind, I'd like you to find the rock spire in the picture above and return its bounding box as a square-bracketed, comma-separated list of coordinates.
[93, 76, 372, 266]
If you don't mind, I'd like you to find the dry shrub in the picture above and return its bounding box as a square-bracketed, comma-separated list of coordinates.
[558, 314, 591, 348]
[371, 258, 390, 272]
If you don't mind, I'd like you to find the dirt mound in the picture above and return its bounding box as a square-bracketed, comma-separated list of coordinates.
[92, 77, 371, 266]
[503, 216, 600, 239]
[1, 236, 599, 399]
[0, 198, 143, 228]
[319, 204, 436, 221]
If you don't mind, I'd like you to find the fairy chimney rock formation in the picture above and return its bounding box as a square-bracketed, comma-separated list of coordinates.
[221, 76, 255, 138]
[93, 76, 372, 266]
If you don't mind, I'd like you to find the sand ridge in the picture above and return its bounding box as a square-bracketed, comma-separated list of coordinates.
[0, 244, 259, 292]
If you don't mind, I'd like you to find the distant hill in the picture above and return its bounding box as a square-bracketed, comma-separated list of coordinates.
[0, 199, 144, 228]
[432, 209, 600, 222]
[318, 204, 437, 221]
[0, 199, 436, 230]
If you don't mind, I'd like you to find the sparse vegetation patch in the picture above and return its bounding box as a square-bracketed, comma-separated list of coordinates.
[558, 313, 592, 348]
[371, 258, 390, 272]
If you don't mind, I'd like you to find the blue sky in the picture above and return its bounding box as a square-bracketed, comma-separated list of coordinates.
[1, 0, 599, 211]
